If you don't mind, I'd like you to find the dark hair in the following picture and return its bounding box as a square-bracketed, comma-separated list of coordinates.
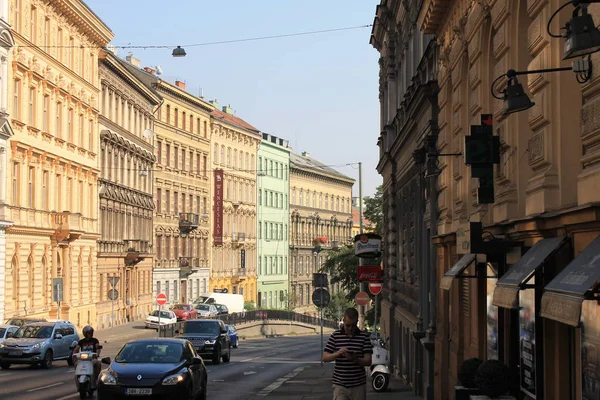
[344, 307, 359, 320]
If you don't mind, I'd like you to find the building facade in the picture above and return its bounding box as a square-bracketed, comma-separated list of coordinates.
[289, 152, 354, 314]
[256, 133, 290, 309]
[415, 0, 600, 399]
[210, 104, 259, 303]
[371, 1, 439, 397]
[0, 0, 14, 323]
[96, 50, 160, 328]
[5, 0, 112, 328]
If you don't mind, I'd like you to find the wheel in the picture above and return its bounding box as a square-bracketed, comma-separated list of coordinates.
[371, 372, 389, 392]
[212, 346, 221, 364]
[40, 350, 53, 369]
[233, 338, 238, 348]
[0, 362, 10, 370]
[222, 345, 231, 363]
[79, 389, 86, 399]
[198, 376, 207, 400]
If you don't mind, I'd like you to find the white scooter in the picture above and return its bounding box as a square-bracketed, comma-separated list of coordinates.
[73, 351, 98, 399]
[370, 337, 391, 392]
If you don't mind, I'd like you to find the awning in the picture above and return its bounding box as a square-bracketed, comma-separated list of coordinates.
[540, 235, 600, 327]
[439, 254, 476, 291]
[492, 237, 568, 309]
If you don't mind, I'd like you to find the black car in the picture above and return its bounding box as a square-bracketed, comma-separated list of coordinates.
[177, 319, 231, 364]
[97, 338, 207, 400]
[214, 304, 229, 316]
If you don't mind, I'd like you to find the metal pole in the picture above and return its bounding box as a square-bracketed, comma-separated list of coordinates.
[111, 296, 115, 328]
[158, 304, 161, 338]
[358, 162, 366, 329]
[57, 284, 62, 320]
[373, 294, 378, 338]
[320, 293, 324, 366]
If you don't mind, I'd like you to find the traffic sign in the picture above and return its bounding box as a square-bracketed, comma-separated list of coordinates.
[107, 289, 119, 300]
[312, 288, 331, 308]
[368, 282, 383, 296]
[156, 293, 168, 306]
[354, 291, 370, 306]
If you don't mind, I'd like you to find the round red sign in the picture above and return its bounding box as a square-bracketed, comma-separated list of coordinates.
[156, 293, 167, 306]
[354, 291, 370, 306]
[368, 282, 383, 296]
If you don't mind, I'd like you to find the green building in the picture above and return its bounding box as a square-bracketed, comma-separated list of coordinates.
[256, 133, 290, 309]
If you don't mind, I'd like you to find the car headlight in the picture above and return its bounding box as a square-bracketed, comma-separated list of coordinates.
[162, 373, 185, 385]
[0, 343, 6, 348]
[100, 371, 117, 385]
[31, 343, 41, 350]
[204, 339, 216, 345]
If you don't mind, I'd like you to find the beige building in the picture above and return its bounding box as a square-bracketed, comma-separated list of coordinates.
[5, 0, 112, 327]
[209, 104, 259, 303]
[289, 152, 354, 314]
[96, 50, 160, 328]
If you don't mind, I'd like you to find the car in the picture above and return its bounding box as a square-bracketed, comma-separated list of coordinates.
[214, 304, 229, 316]
[0, 325, 18, 345]
[226, 325, 239, 348]
[97, 338, 207, 400]
[4, 317, 47, 327]
[145, 310, 177, 329]
[176, 319, 231, 364]
[172, 304, 198, 321]
[195, 304, 218, 318]
[0, 320, 79, 369]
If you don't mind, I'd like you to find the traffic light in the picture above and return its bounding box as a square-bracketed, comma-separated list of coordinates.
[465, 114, 500, 204]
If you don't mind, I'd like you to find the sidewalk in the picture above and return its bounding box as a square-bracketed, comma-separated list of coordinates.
[252, 362, 422, 400]
[95, 320, 156, 344]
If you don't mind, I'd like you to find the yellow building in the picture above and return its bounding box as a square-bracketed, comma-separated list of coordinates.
[289, 152, 354, 314]
[5, 0, 112, 328]
[96, 50, 160, 328]
[209, 103, 259, 303]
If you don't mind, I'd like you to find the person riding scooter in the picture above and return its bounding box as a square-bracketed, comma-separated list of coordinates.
[72, 326, 102, 389]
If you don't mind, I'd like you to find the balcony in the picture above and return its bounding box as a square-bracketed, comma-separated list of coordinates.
[231, 232, 246, 243]
[179, 257, 200, 278]
[51, 211, 84, 244]
[179, 213, 200, 236]
[124, 239, 150, 266]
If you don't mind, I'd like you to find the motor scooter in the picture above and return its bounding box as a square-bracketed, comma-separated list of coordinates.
[73, 351, 98, 399]
[370, 336, 391, 392]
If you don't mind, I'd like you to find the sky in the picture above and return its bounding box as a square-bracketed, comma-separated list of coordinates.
[85, 0, 382, 197]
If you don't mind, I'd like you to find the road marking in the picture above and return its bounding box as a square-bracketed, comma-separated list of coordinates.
[286, 380, 306, 383]
[244, 371, 257, 375]
[27, 382, 64, 392]
[255, 367, 305, 397]
[240, 356, 260, 362]
[55, 393, 80, 400]
[213, 379, 225, 382]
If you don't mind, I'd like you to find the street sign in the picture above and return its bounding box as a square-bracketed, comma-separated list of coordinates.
[107, 289, 119, 301]
[368, 282, 383, 296]
[109, 276, 120, 287]
[240, 249, 246, 269]
[156, 293, 168, 306]
[354, 291, 370, 306]
[312, 288, 331, 308]
[52, 278, 63, 302]
[312, 273, 328, 288]
[354, 233, 382, 258]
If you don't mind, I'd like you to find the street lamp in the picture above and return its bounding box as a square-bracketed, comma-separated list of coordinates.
[172, 46, 186, 57]
[547, 1, 600, 59]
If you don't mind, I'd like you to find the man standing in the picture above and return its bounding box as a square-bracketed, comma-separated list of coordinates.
[322, 307, 373, 400]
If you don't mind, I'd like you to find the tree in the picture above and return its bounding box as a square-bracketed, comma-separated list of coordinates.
[363, 185, 383, 235]
[323, 291, 354, 322]
[319, 246, 361, 300]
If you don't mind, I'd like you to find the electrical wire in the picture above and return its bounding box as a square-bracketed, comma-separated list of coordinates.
[99, 162, 361, 174]
[547, 1, 574, 38]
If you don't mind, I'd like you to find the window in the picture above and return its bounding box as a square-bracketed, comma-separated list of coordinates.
[14, 0, 21, 31]
[42, 171, 48, 210]
[174, 146, 179, 169]
[68, 108, 74, 142]
[88, 119, 94, 151]
[181, 193, 186, 213]
[233, 149, 237, 168]
[203, 156, 207, 177]
[190, 115, 194, 132]
[220, 146, 224, 164]
[165, 190, 170, 214]
[196, 117, 200, 134]
[68, 37, 74, 67]
[30, 6, 36, 41]
[28, 87, 35, 125]
[42, 95, 49, 132]
[227, 148, 231, 167]
[55, 102, 63, 137]
[203, 121, 207, 138]
[174, 108, 178, 127]
[67, 178, 73, 210]
[182, 112, 186, 130]
[174, 192, 179, 214]
[13, 80, 20, 120]
[181, 149, 186, 172]
[78, 181, 83, 212]
[156, 188, 161, 213]
[166, 104, 171, 124]
[213, 143, 218, 164]
[166, 144, 171, 167]
[190, 151, 194, 173]
[157, 142, 162, 164]
[203, 197, 207, 214]
[57, 28, 63, 61]
[27, 167, 34, 208]
[78, 114, 84, 146]
[56, 175, 62, 210]
[12, 163, 19, 205]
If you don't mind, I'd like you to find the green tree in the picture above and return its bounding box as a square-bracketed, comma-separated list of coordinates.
[323, 291, 354, 322]
[363, 185, 383, 235]
[319, 246, 361, 300]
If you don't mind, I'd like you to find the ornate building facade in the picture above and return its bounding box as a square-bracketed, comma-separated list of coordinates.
[371, 1, 439, 397]
[289, 152, 354, 314]
[96, 50, 160, 328]
[210, 104, 259, 303]
[5, 0, 111, 328]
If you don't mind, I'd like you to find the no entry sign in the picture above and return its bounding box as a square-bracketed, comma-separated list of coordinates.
[368, 282, 383, 296]
[354, 291, 370, 306]
[156, 293, 167, 306]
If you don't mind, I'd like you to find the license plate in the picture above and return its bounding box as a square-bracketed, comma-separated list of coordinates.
[126, 388, 152, 395]
[8, 350, 22, 356]
[77, 364, 91, 374]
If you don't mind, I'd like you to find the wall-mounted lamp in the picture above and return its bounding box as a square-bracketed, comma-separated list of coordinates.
[491, 59, 592, 115]
[172, 46, 186, 58]
[548, 1, 600, 59]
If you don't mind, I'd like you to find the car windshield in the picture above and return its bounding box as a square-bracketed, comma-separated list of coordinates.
[149, 310, 173, 319]
[115, 343, 183, 364]
[196, 296, 214, 304]
[215, 304, 225, 311]
[183, 322, 220, 335]
[197, 305, 211, 311]
[172, 305, 190, 311]
[13, 325, 53, 339]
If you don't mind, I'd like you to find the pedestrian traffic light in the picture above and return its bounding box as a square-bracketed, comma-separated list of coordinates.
[464, 114, 500, 204]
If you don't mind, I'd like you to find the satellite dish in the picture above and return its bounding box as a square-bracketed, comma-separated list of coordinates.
[143, 129, 154, 139]
[155, 65, 163, 75]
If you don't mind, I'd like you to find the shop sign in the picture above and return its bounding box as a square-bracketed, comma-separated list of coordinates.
[456, 223, 471, 254]
[581, 300, 600, 400]
[213, 169, 224, 245]
[519, 278, 536, 397]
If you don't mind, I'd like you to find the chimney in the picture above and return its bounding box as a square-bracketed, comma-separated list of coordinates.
[209, 99, 220, 109]
[175, 80, 186, 90]
[222, 105, 234, 115]
[143, 67, 156, 75]
[125, 54, 141, 67]
[302, 151, 310, 158]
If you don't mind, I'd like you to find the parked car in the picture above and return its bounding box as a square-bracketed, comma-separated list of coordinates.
[0, 325, 18, 345]
[97, 338, 207, 400]
[172, 304, 198, 321]
[0, 320, 79, 369]
[226, 325, 239, 348]
[195, 304, 218, 318]
[145, 310, 177, 329]
[4, 317, 47, 327]
[176, 319, 231, 364]
[214, 304, 229, 316]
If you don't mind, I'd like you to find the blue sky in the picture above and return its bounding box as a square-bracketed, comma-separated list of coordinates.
[86, 0, 382, 197]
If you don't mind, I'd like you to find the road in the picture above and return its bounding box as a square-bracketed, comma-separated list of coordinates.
[0, 333, 325, 400]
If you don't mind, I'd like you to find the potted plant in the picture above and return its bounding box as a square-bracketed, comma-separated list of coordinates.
[455, 358, 483, 400]
[474, 360, 513, 398]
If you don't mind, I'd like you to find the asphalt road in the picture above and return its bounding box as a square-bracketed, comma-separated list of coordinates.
[0, 333, 326, 400]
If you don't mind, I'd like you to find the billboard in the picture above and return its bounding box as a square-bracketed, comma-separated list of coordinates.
[213, 169, 224, 246]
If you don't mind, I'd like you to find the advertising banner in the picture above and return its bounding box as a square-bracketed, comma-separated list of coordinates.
[582, 300, 600, 400]
[213, 169, 224, 246]
[357, 265, 383, 281]
[520, 280, 536, 397]
[486, 264, 499, 360]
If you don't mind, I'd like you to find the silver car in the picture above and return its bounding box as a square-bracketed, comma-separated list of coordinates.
[0, 325, 18, 345]
[195, 304, 218, 318]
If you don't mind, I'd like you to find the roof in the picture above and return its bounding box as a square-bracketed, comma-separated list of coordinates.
[352, 207, 373, 225]
[119, 58, 162, 99]
[210, 108, 260, 134]
[290, 152, 355, 182]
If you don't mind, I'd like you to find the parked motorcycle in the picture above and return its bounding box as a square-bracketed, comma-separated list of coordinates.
[370, 337, 391, 392]
[73, 351, 98, 398]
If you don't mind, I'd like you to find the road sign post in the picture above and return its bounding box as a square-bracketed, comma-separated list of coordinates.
[156, 293, 167, 337]
[53, 278, 63, 320]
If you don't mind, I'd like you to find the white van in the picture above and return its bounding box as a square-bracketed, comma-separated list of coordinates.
[195, 292, 245, 314]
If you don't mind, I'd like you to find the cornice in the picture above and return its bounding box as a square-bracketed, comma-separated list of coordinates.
[156, 81, 214, 113]
[418, 0, 454, 35]
[50, 0, 113, 47]
[290, 166, 355, 186]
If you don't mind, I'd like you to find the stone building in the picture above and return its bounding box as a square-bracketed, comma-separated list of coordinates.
[371, 1, 438, 396]
[5, 0, 111, 328]
[96, 49, 160, 327]
[289, 152, 354, 314]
